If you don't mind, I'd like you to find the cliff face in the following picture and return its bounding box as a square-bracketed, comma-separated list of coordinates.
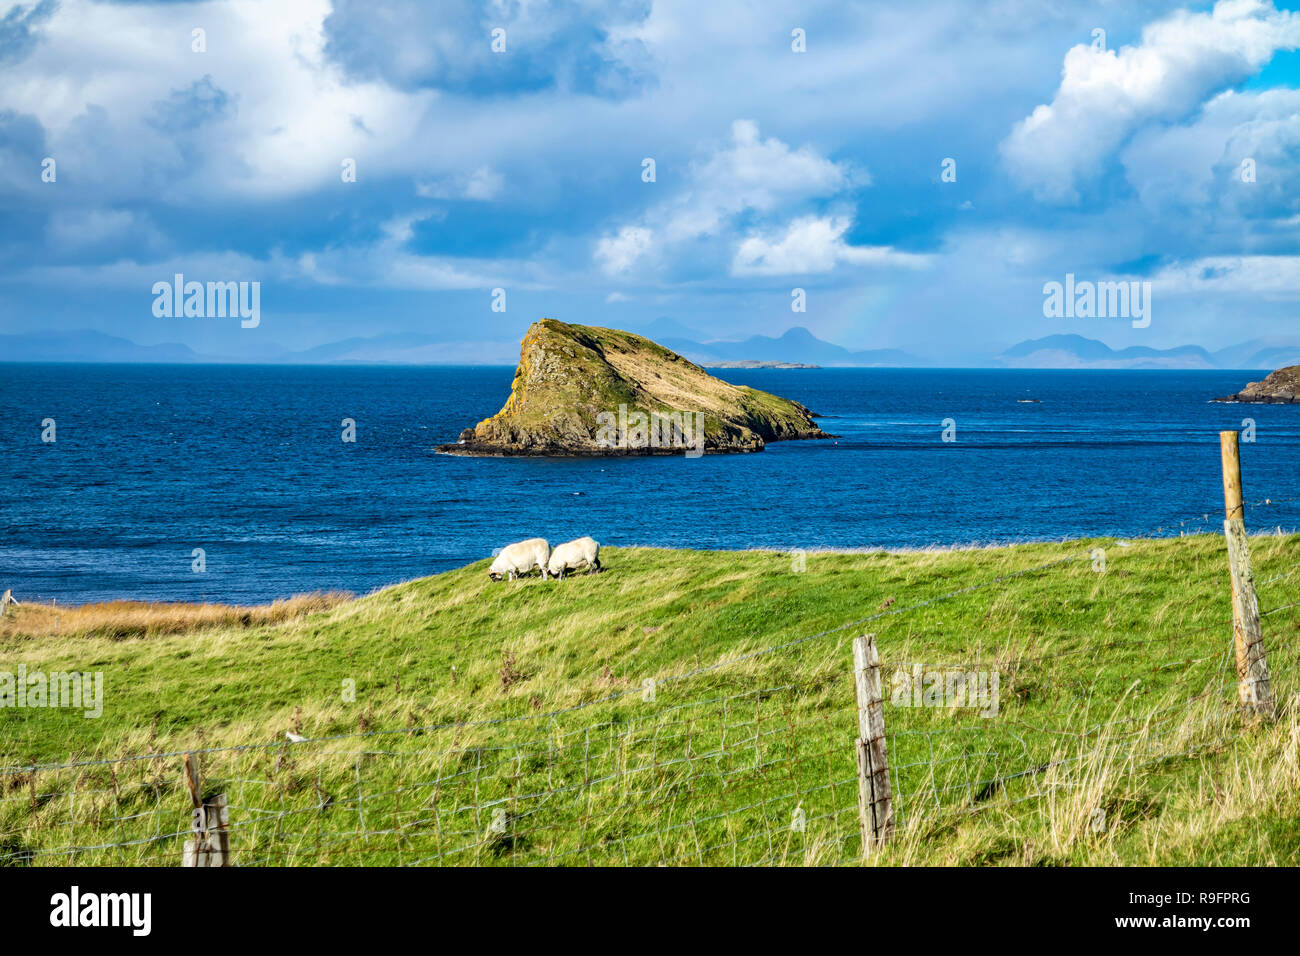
[1214, 366, 1300, 404]
[437, 319, 831, 456]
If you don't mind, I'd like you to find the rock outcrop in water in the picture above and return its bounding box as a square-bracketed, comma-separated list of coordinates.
[1213, 365, 1300, 403]
[437, 319, 831, 456]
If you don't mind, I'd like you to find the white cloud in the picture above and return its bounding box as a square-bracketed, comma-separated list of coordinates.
[661, 119, 855, 241]
[7, 0, 1300, 351]
[5, 233, 518, 294]
[1001, 0, 1300, 203]
[595, 226, 654, 275]
[380, 209, 447, 243]
[1122, 87, 1300, 214]
[595, 120, 864, 275]
[731, 216, 929, 276]
[0, 0, 437, 201]
[1152, 254, 1300, 297]
[382, 254, 505, 290]
[7, 250, 287, 289]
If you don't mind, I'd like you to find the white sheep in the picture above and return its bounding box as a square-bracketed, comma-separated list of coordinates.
[488, 538, 551, 581]
[547, 537, 602, 580]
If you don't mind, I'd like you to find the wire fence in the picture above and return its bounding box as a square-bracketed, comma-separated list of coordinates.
[2, 496, 1298, 866]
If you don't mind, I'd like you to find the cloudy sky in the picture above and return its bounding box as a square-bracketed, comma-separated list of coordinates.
[2, 0, 1299, 361]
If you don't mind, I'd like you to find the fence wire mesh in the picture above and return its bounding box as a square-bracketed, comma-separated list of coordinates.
[2, 499, 1297, 866]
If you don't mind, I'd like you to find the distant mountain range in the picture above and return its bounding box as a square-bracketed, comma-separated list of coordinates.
[648, 325, 922, 368]
[281, 333, 519, 365]
[2, 327, 1295, 370]
[994, 334, 1300, 370]
[0, 330, 211, 363]
[0, 330, 519, 365]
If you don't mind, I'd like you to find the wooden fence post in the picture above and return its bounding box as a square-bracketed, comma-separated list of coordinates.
[853, 634, 894, 855]
[1219, 431, 1275, 720]
[181, 753, 229, 866]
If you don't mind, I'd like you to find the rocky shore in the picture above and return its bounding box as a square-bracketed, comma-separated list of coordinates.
[1213, 365, 1300, 403]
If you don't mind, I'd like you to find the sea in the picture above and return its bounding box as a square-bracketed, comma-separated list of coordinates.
[2, 364, 1297, 605]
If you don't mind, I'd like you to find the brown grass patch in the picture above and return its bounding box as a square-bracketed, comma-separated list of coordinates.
[0, 591, 352, 640]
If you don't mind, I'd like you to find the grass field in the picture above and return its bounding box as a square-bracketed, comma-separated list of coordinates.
[2, 531, 1299, 866]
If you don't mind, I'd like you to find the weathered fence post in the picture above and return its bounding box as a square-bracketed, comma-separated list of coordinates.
[1219, 431, 1275, 720]
[181, 753, 229, 866]
[853, 634, 894, 855]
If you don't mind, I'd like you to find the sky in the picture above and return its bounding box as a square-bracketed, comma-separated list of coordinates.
[1, 0, 1299, 363]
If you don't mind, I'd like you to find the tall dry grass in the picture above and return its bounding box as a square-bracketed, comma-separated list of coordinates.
[0, 592, 352, 641]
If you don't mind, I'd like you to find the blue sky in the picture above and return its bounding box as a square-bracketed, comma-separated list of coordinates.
[1, 0, 1299, 362]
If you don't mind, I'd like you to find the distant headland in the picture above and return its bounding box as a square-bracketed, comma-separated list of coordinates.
[703, 360, 820, 369]
[1213, 365, 1300, 404]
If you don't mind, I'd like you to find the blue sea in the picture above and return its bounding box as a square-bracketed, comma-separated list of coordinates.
[3, 364, 1298, 605]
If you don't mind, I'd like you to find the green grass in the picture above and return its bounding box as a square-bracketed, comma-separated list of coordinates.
[2, 533, 1298, 866]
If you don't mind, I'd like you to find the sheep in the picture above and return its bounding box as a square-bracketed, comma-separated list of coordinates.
[488, 538, 551, 581]
[547, 537, 601, 580]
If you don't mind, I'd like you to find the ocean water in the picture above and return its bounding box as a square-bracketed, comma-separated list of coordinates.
[2, 364, 1298, 605]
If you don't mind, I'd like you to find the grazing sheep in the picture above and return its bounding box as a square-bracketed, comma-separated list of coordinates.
[488, 538, 551, 581]
[547, 537, 601, 580]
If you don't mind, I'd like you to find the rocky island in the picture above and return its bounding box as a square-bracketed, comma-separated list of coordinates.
[1213, 365, 1300, 403]
[437, 319, 831, 456]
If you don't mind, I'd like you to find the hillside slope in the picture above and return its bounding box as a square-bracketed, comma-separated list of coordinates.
[3, 535, 1299, 866]
[437, 318, 829, 455]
